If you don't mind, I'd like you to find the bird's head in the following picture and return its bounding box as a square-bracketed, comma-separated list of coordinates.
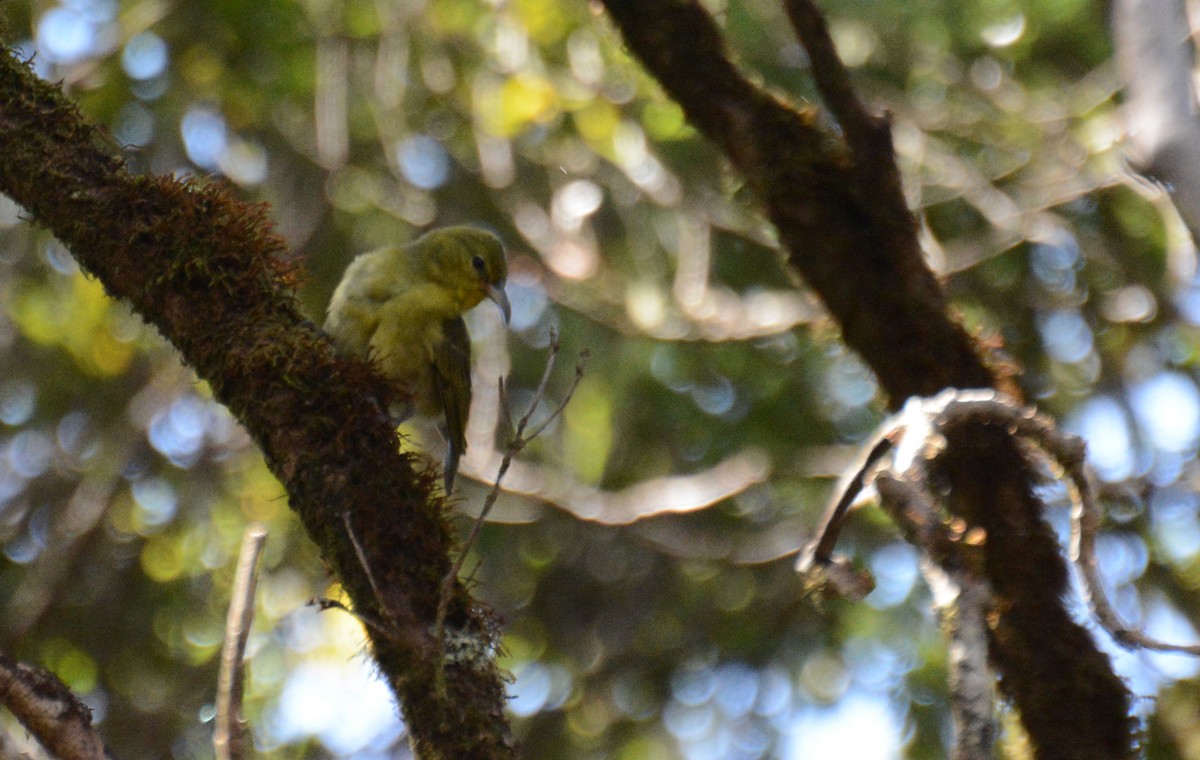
[415, 226, 512, 322]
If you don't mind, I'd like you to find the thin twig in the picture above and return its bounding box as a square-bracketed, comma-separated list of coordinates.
[433, 334, 589, 650]
[1059, 444, 1200, 656]
[342, 511, 397, 624]
[521, 357, 589, 444]
[497, 377, 515, 447]
[308, 597, 394, 637]
[525, 334, 561, 423]
[464, 349, 588, 557]
[799, 432, 897, 568]
[339, 511, 426, 652]
[214, 524, 268, 760]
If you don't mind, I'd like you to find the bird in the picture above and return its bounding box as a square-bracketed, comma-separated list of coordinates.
[324, 226, 511, 492]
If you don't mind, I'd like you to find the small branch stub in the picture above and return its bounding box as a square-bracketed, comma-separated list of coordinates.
[0, 652, 107, 760]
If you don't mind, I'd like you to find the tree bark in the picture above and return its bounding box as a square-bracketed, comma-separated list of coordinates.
[0, 49, 514, 760]
[599, 1, 1136, 757]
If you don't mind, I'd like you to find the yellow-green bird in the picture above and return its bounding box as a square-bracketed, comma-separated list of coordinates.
[324, 226, 511, 492]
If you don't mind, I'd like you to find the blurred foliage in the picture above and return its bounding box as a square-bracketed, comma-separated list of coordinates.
[2, 0, 1200, 758]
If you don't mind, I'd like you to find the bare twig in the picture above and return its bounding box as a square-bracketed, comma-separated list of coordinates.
[799, 433, 897, 568]
[342, 511, 392, 623]
[308, 597, 394, 637]
[214, 524, 268, 760]
[433, 332, 589, 652]
[522, 358, 589, 444]
[460, 348, 588, 564]
[523, 332, 563, 436]
[464, 368, 770, 524]
[497, 377, 516, 446]
[0, 651, 107, 760]
[1061, 444, 1200, 656]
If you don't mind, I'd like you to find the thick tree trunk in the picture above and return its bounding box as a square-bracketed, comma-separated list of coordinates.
[600, 1, 1136, 757]
[0, 49, 514, 760]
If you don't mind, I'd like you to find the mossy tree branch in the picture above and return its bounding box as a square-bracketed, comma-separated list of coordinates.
[599, 1, 1136, 757]
[0, 49, 513, 760]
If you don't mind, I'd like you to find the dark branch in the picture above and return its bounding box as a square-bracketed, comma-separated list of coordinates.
[0, 49, 514, 758]
[600, 2, 1136, 757]
[800, 432, 896, 565]
[782, 0, 885, 158]
[601, 0, 990, 401]
[0, 652, 106, 760]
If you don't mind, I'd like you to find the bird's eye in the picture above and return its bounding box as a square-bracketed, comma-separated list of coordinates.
[471, 255, 486, 274]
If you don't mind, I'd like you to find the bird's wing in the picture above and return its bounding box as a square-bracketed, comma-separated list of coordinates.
[431, 316, 472, 492]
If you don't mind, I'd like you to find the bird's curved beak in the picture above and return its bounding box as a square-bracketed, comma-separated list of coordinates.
[487, 283, 512, 324]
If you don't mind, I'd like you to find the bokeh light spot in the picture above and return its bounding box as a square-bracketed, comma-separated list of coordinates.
[181, 107, 228, 169]
[122, 32, 168, 80]
[396, 135, 451, 190]
[1130, 372, 1200, 453]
